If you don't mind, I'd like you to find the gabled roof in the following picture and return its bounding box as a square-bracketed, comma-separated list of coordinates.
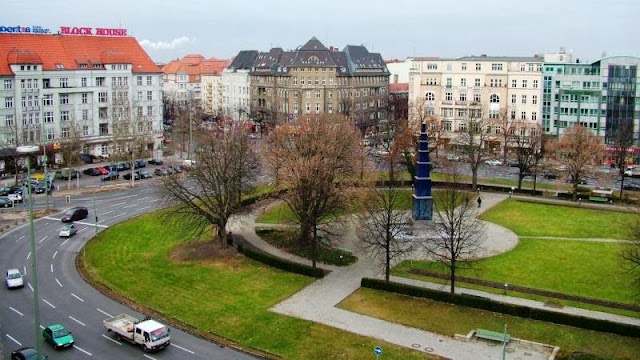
[227, 50, 258, 70]
[389, 83, 409, 93]
[298, 36, 328, 51]
[162, 55, 229, 78]
[0, 33, 161, 75]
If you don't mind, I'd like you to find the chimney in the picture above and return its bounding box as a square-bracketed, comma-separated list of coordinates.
[329, 46, 333, 52]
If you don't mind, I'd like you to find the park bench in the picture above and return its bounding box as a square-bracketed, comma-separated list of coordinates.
[475, 328, 510, 343]
[337, 246, 352, 255]
[588, 196, 608, 203]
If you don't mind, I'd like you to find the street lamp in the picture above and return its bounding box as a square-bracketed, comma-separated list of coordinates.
[17, 145, 42, 355]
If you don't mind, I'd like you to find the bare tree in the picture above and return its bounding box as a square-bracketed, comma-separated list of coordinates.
[621, 215, 640, 293]
[59, 119, 84, 190]
[422, 175, 484, 293]
[510, 123, 544, 190]
[550, 125, 601, 200]
[495, 108, 517, 164]
[456, 108, 495, 191]
[159, 125, 258, 246]
[611, 120, 636, 199]
[357, 186, 414, 281]
[265, 114, 362, 268]
[377, 119, 413, 184]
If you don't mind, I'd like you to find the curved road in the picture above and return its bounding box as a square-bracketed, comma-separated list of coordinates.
[0, 184, 257, 359]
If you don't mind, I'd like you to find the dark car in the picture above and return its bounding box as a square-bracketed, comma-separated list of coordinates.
[82, 167, 102, 176]
[0, 187, 12, 196]
[122, 171, 140, 181]
[10, 347, 48, 360]
[154, 168, 169, 176]
[101, 171, 119, 181]
[134, 159, 146, 168]
[623, 182, 640, 191]
[0, 197, 13, 208]
[61, 207, 88, 222]
[148, 158, 164, 165]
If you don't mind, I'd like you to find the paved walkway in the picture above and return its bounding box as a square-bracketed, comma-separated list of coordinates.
[229, 192, 640, 360]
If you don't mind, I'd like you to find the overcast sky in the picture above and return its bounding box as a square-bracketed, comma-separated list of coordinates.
[4, 0, 638, 64]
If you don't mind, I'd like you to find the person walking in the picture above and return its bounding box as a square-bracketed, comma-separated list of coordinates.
[477, 197, 482, 208]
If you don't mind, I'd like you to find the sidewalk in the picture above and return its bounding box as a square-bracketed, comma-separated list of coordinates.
[229, 191, 640, 360]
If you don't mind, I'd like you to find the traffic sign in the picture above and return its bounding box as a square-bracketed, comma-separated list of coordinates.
[374, 346, 382, 357]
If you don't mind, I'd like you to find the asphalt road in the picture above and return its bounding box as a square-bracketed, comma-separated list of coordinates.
[0, 183, 258, 360]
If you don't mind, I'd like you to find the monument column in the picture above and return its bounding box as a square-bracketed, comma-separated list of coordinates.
[412, 122, 433, 220]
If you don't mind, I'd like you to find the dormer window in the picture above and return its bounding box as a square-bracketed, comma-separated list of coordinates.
[79, 64, 88, 69]
[56, 64, 64, 69]
[93, 64, 101, 69]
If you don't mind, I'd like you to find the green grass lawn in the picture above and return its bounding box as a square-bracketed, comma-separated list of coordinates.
[80, 210, 432, 360]
[338, 288, 640, 360]
[480, 199, 637, 239]
[393, 238, 637, 305]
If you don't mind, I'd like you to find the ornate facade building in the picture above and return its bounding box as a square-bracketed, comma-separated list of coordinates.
[238, 37, 390, 129]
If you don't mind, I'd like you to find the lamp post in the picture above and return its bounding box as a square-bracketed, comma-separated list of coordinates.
[17, 145, 42, 355]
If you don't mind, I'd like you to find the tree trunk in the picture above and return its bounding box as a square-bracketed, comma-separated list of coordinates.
[620, 175, 625, 201]
[471, 167, 478, 191]
[385, 236, 390, 281]
[449, 259, 456, 294]
[517, 174, 523, 190]
[217, 218, 228, 247]
[311, 223, 318, 269]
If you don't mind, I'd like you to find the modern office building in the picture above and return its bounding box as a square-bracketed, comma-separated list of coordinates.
[0, 32, 164, 162]
[408, 55, 544, 151]
[542, 53, 640, 149]
[240, 37, 390, 129]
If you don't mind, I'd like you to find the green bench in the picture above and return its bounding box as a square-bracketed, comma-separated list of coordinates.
[475, 328, 510, 343]
[337, 247, 352, 255]
[588, 196, 608, 203]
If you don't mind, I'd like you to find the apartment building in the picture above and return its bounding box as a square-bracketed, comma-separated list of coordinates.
[242, 37, 389, 129]
[221, 50, 256, 122]
[161, 55, 228, 115]
[0, 32, 164, 160]
[542, 53, 640, 149]
[408, 55, 543, 150]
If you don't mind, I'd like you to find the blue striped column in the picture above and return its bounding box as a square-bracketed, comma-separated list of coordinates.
[412, 122, 433, 220]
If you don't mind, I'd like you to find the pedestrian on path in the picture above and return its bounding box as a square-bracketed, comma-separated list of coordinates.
[477, 197, 482, 208]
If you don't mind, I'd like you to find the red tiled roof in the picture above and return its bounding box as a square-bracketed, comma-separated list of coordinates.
[389, 83, 409, 93]
[162, 55, 229, 79]
[0, 33, 161, 75]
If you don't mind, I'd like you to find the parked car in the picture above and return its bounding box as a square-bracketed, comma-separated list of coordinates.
[0, 198, 14, 208]
[61, 207, 88, 222]
[8, 193, 23, 203]
[96, 167, 109, 175]
[59, 224, 77, 237]
[55, 168, 80, 180]
[5, 268, 24, 289]
[101, 171, 119, 181]
[83, 167, 102, 176]
[484, 159, 503, 166]
[170, 165, 182, 173]
[10, 347, 48, 360]
[0, 187, 12, 196]
[139, 170, 152, 179]
[122, 171, 140, 181]
[134, 159, 146, 168]
[148, 158, 164, 165]
[154, 168, 169, 176]
[623, 182, 640, 191]
[43, 323, 74, 349]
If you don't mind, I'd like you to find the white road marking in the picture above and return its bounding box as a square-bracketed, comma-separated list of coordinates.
[5, 334, 21, 346]
[38, 235, 47, 244]
[55, 278, 63, 287]
[101, 333, 121, 345]
[50, 264, 54, 273]
[78, 226, 87, 233]
[52, 250, 58, 259]
[149, 199, 160, 202]
[9, 307, 24, 316]
[96, 308, 112, 317]
[171, 343, 195, 354]
[61, 238, 70, 246]
[73, 344, 93, 356]
[28, 283, 34, 292]
[15, 235, 24, 243]
[122, 204, 138, 209]
[68, 316, 86, 326]
[23, 266, 26, 275]
[99, 210, 114, 216]
[43, 217, 108, 228]
[42, 298, 56, 309]
[143, 354, 158, 360]
[139, 206, 151, 211]
[26, 251, 31, 260]
[111, 202, 127, 207]
[71, 293, 84, 302]
[40, 325, 45, 330]
[111, 213, 124, 219]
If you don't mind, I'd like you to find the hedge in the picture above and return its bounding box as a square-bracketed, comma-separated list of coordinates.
[239, 246, 326, 278]
[361, 278, 640, 338]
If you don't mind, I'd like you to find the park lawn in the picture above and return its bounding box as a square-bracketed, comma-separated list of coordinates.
[80, 211, 431, 360]
[338, 288, 640, 360]
[393, 238, 636, 305]
[480, 199, 637, 239]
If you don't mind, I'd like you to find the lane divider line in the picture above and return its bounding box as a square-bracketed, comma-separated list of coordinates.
[52, 250, 58, 259]
[38, 235, 47, 244]
[143, 354, 158, 360]
[55, 278, 63, 287]
[5, 334, 21, 346]
[96, 308, 112, 317]
[101, 333, 121, 345]
[26, 251, 31, 260]
[68, 316, 86, 327]
[15, 235, 24, 243]
[43, 217, 108, 228]
[50, 264, 54, 273]
[42, 298, 56, 309]
[28, 283, 34, 292]
[171, 343, 195, 354]
[61, 238, 70, 246]
[9, 307, 24, 316]
[71, 293, 85, 302]
[73, 344, 93, 356]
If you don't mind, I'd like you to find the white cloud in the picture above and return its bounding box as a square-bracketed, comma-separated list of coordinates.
[139, 36, 194, 50]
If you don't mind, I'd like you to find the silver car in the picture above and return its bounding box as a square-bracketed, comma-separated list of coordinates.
[5, 269, 24, 289]
[59, 224, 77, 238]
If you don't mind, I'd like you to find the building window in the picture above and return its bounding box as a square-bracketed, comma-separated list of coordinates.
[61, 127, 69, 138]
[137, 107, 143, 117]
[461, 63, 467, 71]
[522, 80, 528, 88]
[305, 90, 311, 98]
[5, 97, 13, 108]
[3, 79, 12, 90]
[491, 63, 503, 71]
[474, 78, 480, 87]
[511, 94, 516, 104]
[5, 114, 14, 127]
[147, 105, 153, 116]
[60, 78, 68, 88]
[147, 91, 152, 100]
[305, 102, 310, 114]
[327, 103, 333, 114]
[101, 143, 109, 155]
[533, 79, 539, 88]
[473, 93, 481, 103]
[510, 110, 516, 120]
[315, 103, 320, 113]
[328, 90, 333, 98]
[82, 109, 89, 120]
[490, 94, 499, 103]
[532, 95, 538, 105]
[81, 93, 88, 104]
[532, 112, 537, 121]
[521, 64, 526, 71]
[425, 92, 435, 101]
[96, 77, 105, 86]
[446, 78, 452, 87]
[476, 63, 481, 71]
[460, 78, 466, 87]
[521, 95, 527, 104]
[137, 76, 142, 86]
[512, 80, 517, 88]
[521, 111, 526, 120]
[146, 76, 152, 86]
[81, 77, 88, 87]
[294, 91, 298, 99]
[459, 93, 467, 102]
[445, 92, 452, 101]
[98, 92, 108, 103]
[60, 94, 69, 105]
[61, 111, 70, 122]
[83, 126, 89, 136]
[44, 112, 54, 123]
[316, 90, 321, 98]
